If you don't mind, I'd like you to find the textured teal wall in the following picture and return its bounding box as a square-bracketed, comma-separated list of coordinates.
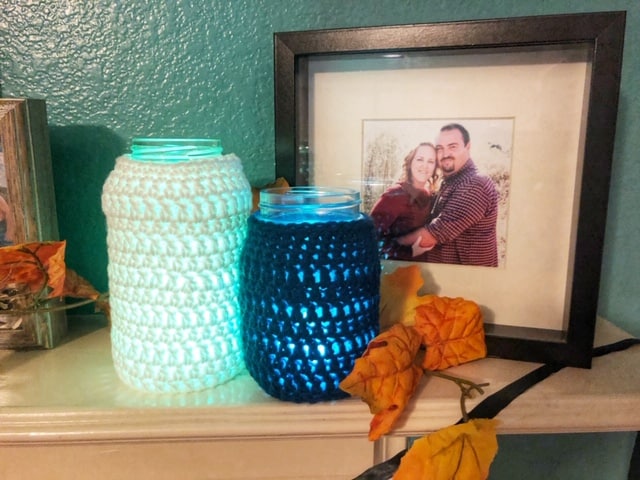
[2, 0, 639, 334]
[1, 1, 638, 478]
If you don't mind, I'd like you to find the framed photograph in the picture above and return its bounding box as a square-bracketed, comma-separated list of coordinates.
[274, 12, 626, 367]
[0, 98, 65, 348]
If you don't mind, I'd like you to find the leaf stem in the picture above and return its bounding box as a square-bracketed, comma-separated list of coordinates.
[425, 370, 490, 422]
[0, 294, 109, 315]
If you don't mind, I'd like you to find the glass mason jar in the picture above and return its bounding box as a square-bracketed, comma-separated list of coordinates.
[102, 138, 252, 393]
[239, 187, 380, 402]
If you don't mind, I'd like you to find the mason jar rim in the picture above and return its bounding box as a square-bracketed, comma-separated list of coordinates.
[259, 186, 361, 208]
[129, 138, 223, 162]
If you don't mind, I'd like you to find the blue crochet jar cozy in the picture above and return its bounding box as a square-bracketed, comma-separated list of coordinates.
[239, 186, 381, 403]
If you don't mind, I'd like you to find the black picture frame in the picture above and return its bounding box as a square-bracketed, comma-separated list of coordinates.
[273, 11, 626, 368]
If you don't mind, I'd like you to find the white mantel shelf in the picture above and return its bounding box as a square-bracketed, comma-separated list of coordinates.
[1, 316, 639, 447]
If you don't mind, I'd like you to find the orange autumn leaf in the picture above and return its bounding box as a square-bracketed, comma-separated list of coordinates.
[414, 295, 487, 371]
[340, 323, 423, 440]
[62, 268, 100, 300]
[63, 269, 111, 323]
[0, 241, 67, 299]
[394, 419, 498, 480]
[380, 265, 427, 329]
[251, 177, 289, 212]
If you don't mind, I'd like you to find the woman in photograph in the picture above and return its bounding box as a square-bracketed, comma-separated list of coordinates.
[369, 142, 441, 260]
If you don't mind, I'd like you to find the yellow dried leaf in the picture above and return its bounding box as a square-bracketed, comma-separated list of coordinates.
[380, 265, 427, 329]
[340, 323, 423, 440]
[414, 295, 487, 370]
[394, 419, 499, 480]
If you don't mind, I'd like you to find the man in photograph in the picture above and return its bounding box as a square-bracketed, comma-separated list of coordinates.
[398, 123, 499, 267]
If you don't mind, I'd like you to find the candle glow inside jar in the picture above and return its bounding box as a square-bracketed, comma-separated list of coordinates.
[239, 186, 380, 403]
[102, 138, 251, 393]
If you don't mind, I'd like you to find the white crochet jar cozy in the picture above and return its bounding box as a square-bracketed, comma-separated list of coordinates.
[102, 152, 251, 393]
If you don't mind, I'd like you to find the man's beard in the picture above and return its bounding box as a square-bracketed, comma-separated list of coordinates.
[440, 157, 455, 173]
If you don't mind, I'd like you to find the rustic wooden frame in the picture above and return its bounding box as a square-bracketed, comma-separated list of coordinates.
[0, 98, 65, 349]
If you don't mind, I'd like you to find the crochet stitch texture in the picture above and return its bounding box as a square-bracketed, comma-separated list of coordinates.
[240, 214, 380, 403]
[103, 153, 251, 392]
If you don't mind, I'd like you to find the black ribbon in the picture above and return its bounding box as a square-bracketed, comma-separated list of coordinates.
[353, 338, 640, 480]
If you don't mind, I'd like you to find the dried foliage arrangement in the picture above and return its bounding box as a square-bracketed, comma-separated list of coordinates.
[341, 265, 498, 479]
[0, 241, 109, 329]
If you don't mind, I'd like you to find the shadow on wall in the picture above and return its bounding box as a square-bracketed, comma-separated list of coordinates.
[48, 125, 127, 294]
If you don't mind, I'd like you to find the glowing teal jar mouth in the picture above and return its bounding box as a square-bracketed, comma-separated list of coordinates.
[129, 138, 224, 163]
[257, 186, 363, 223]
